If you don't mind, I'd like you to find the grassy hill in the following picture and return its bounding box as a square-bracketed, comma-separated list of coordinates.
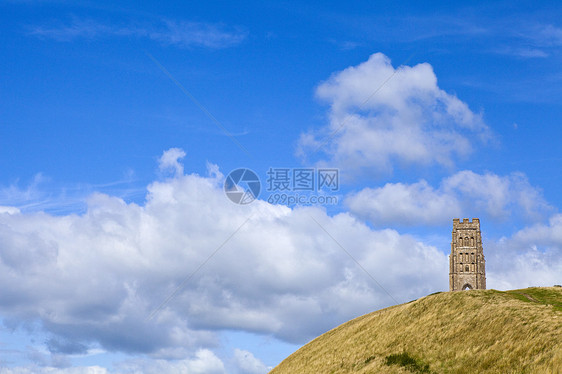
[270, 287, 562, 374]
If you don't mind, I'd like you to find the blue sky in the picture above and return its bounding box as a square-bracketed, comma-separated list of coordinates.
[0, 1, 561, 373]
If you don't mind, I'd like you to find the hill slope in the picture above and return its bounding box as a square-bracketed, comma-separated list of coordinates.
[270, 287, 562, 374]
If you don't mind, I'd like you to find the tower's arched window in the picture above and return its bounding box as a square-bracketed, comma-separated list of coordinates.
[459, 236, 463, 245]
[471, 237, 475, 246]
[464, 237, 469, 246]
[465, 265, 470, 272]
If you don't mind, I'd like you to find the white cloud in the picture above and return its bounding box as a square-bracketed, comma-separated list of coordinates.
[512, 214, 562, 245]
[0, 206, 20, 215]
[152, 21, 247, 49]
[0, 148, 447, 362]
[115, 349, 225, 374]
[0, 349, 225, 374]
[345, 180, 460, 226]
[0, 367, 109, 374]
[298, 53, 489, 175]
[233, 349, 270, 374]
[345, 170, 551, 226]
[495, 47, 549, 58]
[492, 23, 562, 59]
[158, 148, 186, 177]
[0, 174, 142, 215]
[534, 24, 562, 46]
[0, 149, 559, 373]
[486, 214, 562, 290]
[29, 18, 247, 49]
[0, 174, 47, 208]
[443, 170, 551, 219]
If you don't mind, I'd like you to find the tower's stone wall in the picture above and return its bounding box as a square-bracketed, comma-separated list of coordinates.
[449, 218, 486, 291]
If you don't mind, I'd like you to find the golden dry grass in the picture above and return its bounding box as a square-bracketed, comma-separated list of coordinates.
[270, 287, 562, 374]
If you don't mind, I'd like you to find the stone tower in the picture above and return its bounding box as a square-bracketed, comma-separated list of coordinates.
[449, 218, 486, 291]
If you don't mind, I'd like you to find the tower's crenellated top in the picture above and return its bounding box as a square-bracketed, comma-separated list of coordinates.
[452, 218, 480, 230]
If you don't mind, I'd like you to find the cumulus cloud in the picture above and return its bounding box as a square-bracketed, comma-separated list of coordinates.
[345, 170, 551, 226]
[0, 148, 448, 366]
[298, 53, 489, 175]
[0, 349, 228, 374]
[0, 206, 20, 215]
[233, 349, 270, 374]
[0, 349, 225, 374]
[443, 170, 551, 219]
[0, 367, 109, 374]
[158, 147, 187, 177]
[116, 349, 225, 374]
[2, 148, 556, 372]
[345, 180, 460, 226]
[486, 214, 562, 289]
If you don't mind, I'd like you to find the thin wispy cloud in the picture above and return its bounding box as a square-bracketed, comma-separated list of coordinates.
[29, 18, 248, 49]
[340, 12, 561, 60]
[494, 23, 562, 59]
[533, 24, 562, 46]
[153, 20, 248, 49]
[0, 173, 145, 215]
[494, 47, 549, 58]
